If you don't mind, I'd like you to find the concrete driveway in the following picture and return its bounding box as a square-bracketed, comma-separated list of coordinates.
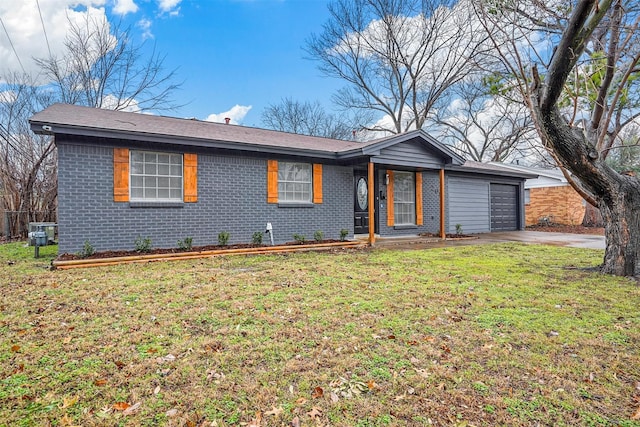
[374, 231, 605, 250]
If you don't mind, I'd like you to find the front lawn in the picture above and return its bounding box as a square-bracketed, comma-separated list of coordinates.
[1, 242, 638, 426]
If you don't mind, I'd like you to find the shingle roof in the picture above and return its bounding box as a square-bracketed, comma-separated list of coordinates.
[30, 103, 376, 154]
[450, 160, 538, 179]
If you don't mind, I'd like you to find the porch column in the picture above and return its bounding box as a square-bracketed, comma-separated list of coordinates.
[440, 168, 446, 239]
[368, 162, 375, 246]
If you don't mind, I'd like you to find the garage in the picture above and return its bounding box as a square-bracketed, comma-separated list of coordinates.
[490, 183, 519, 231]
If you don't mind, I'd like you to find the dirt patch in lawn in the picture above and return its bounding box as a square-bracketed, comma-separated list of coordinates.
[526, 223, 604, 235]
[56, 240, 345, 261]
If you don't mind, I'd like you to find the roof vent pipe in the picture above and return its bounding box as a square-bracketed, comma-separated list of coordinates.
[224, 117, 231, 124]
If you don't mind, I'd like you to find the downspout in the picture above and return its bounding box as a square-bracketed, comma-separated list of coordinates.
[368, 162, 375, 246]
[440, 168, 446, 239]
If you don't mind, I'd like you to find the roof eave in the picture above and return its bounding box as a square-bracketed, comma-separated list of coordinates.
[29, 121, 340, 160]
[446, 164, 539, 179]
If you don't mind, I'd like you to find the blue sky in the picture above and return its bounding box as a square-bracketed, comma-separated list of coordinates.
[0, 0, 344, 126]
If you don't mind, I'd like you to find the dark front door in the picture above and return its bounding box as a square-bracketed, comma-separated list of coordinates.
[354, 171, 369, 234]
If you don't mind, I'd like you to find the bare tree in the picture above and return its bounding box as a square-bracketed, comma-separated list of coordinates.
[35, 14, 181, 112]
[475, 0, 640, 275]
[306, 0, 490, 135]
[0, 14, 181, 238]
[261, 98, 369, 140]
[0, 75, 57, 237]
[433, 80, 543, 163]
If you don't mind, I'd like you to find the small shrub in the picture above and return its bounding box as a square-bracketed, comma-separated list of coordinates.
[252, 231, 263, 245]
[177, 237, 193, 251]
[218, 231, 230, 246]
[313, 230, 324, 242]
[293, 233, 306, 244]
[455, 224, 463, 235]
[77, 240, 95, 258]
[135, 236, 152, 252]
[339, 228, 349, 241]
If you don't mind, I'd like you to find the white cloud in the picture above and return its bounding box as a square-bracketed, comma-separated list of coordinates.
[113, 0, 138, 15]
[205, 105, 252, 124]
[157, 0, 181, 16]
[101, 94, 141, 112]
[137, 18, 153, 40]
[0, 1, 109, 81]
[0, 90, 17, 104]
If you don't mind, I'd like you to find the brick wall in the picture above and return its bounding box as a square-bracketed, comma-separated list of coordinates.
[377, 170, 441, 236]
[57, 140, 353, 253]
[526, 185, 585, 226]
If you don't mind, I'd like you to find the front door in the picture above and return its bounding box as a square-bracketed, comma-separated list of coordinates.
[354, 171, 369, 234]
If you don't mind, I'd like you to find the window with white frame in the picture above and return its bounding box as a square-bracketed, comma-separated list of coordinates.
[394, 171, 416, 225]
[524, 189, 531, 205]
[130, 151, 183, 201]
[278, 162, 312, 202]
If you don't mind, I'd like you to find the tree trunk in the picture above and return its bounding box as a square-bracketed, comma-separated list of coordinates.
[600, 182, 640, 275]
[531, 86, 639, 276]
[582, 203, 603, 227]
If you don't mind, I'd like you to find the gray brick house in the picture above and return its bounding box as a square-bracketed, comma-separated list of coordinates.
[30, 104, 533, 254]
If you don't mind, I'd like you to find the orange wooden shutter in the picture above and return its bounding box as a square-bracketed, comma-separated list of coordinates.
[113, 148, 129, 202]
[415, 172, 423, 225]
[386, 170, 394, 226]
[183, 153, 198, 203]
[267, 160, 278, 203]
[313, 164, 323, 204]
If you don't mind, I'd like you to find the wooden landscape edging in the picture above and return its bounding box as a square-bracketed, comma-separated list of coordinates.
[52, 240, 366, 270]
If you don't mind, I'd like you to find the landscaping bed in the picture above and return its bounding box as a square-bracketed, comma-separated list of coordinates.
[52, 240, 364, 269]
[526, 223, 605, 235]
[56, 240, 345, 261]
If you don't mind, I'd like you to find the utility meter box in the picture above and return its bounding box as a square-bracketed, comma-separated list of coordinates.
[28, 222, 57, 246]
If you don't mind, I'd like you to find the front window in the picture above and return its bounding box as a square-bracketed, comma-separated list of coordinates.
[130, 151, 183, 201]
[394, 171, 415, 225]
[278, 162, 312, 202]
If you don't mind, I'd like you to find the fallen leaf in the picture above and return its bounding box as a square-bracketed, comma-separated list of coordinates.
[12, 363, 24, 374]
[94, 379, 107, 386]
[311, 386, 324, 399]
[632, 406, 640, 420]
[307, 406, 322, 419]
[123, 402, 141, 415]
[147, 348, 158, 354]
[387, 335, 396, 340]
[153, 385, 161, 395]
[295, 397, 308, 405]
[156, 354, 176, 364]
[10, 345, 20, 352]
[247, 411, 262, 426]
[367, 380, 377, 390]
[63, 336, 72, 344]
[59, 413, 81, 427]
[265, 406, 283, 417]
[410, 357, 420, 365]
[114, 360, 125, 369]
[406, 340, 418, 346]
[330, 392, 339, 403]
[113, 402, 131, 411]
[415, 368, 430, 379]
[290, 416, 300, 427]
[166, 408, 178, 417]
[61, 396, 78, 409]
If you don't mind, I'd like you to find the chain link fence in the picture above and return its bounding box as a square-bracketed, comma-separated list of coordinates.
[1, 210, 57, 241]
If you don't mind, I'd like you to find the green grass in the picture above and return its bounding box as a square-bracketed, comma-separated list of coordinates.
[0, 241, 639, 426]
